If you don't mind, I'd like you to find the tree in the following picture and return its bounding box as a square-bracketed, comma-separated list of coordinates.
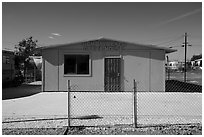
[14, 36, 41, 80]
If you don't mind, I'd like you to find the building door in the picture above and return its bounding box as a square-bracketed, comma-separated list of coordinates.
[104, 58, 121, 91]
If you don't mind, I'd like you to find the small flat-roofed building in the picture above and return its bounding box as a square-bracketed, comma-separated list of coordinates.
[40, 38, 176, 92]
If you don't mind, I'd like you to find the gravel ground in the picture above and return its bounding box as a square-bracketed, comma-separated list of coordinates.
[2, 115, 202, 135]
[2, 128, 67, 135]
[2, 115, 201, 128]
[2, 115, 68, 128]
[2, 123, 202, 135]
[65, 123, 202, 135]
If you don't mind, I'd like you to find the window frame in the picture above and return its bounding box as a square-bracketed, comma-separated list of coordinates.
[63, 53, 92, 77]
[3, 56, 7, 64]
[6, 56, 10, 64]
[3, 55, 10, 64]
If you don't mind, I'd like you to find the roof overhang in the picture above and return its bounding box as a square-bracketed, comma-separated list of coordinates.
[37, 38, 177, 54]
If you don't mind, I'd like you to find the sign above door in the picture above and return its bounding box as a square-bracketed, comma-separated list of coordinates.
[82, 40, 126, 51]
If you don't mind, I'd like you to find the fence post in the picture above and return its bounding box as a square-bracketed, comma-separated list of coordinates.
[133, 79, 137, 128]
[67, 80, 71, 127]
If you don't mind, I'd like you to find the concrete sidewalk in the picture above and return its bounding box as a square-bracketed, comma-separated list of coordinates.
[3, 92, 201, 117]
[2, 92, 68, 117]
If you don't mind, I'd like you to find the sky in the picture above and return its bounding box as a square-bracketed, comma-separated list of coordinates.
[2, 2, 202, 61]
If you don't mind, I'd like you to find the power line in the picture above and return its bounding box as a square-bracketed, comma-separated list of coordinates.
[187, 34, 202, 38]
[169, 43, 201, 49]
[156, 35, 183, 46]
[169, 45, 183, 48]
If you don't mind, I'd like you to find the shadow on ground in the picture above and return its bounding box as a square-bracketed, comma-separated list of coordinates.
[3, 115, 102, 124]
[165, 80, 202, 92]
[2, 84, 41, 100]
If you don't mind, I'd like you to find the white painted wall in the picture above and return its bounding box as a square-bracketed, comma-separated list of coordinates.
[43, 49, 59, 91]
[58, 50, 105, 91]
[150, 50, 165, 91]
[43, 42, 166, 92]
[123, 51, 150, 91]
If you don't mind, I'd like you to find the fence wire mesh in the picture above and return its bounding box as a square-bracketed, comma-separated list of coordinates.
[136, 92, 202, 126]
[165, 68, 202, 92]
[69, 91, 134, 126]
[2, 74, 202, 129]
[69, 81, 134, 92]
[68, 79, 202, 127]
[166, 68, 202, 84]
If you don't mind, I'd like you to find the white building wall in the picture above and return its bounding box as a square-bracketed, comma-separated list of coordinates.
[123, 51, 150, 91]
[150, 50, 165, 91]
[43, 43, 166, 92]
[58, 50, 105, 91]
[43, 49, 59, 91]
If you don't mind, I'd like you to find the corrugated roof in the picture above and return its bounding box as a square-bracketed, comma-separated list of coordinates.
[38, 37, 177, 54]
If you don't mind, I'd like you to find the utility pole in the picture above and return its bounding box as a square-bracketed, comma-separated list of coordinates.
[184, 33, 187, 82]
[166, 56, 170, 80]
[183, 32, 191, 82]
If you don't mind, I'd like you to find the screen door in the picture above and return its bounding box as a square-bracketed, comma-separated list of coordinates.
[104, 58, 121, 91]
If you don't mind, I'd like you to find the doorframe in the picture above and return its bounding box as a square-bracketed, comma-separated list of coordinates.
[104, 55, 122, 91]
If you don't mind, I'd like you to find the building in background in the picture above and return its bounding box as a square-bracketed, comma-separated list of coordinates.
[24, 56, 42, 83]
[40, 38, 176, 92]
[166, 60, 192, 72]
[2, 49, 15, 84]
[191, 58, 202, 69]
[167, 60, 180, 71]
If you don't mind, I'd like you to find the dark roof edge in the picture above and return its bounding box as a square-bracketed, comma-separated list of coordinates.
[38, 37, 177, 54]
[2, 49, 14, 54]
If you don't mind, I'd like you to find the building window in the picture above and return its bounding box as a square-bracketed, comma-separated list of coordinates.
[6, 56, 10, 64]
[3, 56, 10, 64]
[3, 56, 6, 64]
[64, 54, 90, 75]
[195, 61, 198, 66]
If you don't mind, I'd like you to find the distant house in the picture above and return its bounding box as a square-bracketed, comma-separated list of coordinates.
[31, 56, 42, 81]
[167, 60, 192, 72]
[39, 38, 176, 92]
[24, 56, 42, 82]
[2, 49, 15, 84]
[167, 61, 180, 71]
[31, 56, 42, 70]
[191, 58, 202, 69]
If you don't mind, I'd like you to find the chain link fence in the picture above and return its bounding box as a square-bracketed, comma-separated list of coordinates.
[136, 92, 201, 126]
[2, 75, 202, 129]
[67, 79, 202, 127]
[69, 91, 134, 126]
[165, 68, 202, 92]
[67, 80, 135, 127]
[166, 67, 202, 85]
